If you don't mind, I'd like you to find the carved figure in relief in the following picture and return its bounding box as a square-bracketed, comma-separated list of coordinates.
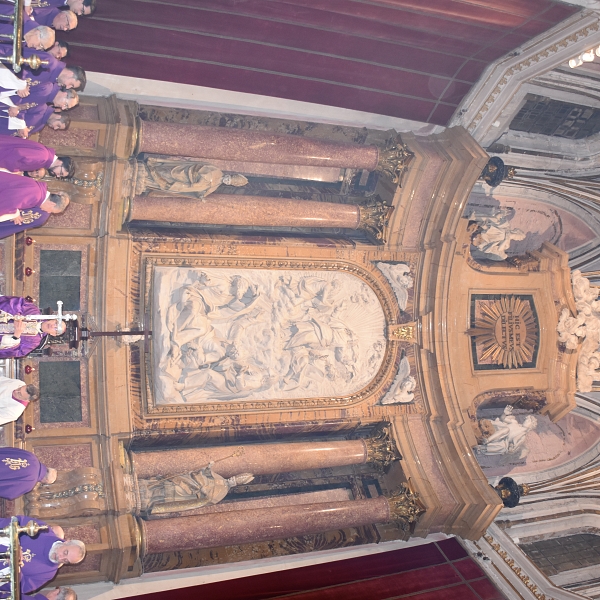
[379, 354, 415, 404]
[375, 262, 412, 311]
[556, 270, 600, 391]
[137, 463, 254, 516]
[154, 267, 386, 403]
[139, 157, 248, 200]
[476, 405, 537, 458]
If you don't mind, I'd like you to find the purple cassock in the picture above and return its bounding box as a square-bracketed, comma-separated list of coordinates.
[0, 296, 44, 358]
[0, 17, 40, 39]
[0, 516, 61, 593]
[0, 105, 54, 137]
[13, 82, 59, 109]
[0, 447, 47, 499]
[0, 210, 49, 237]
[31, 7, 60, 27]
[21, 51, 65, 85]
[0, 172, 50, 238]
[0, 137, 55, 172]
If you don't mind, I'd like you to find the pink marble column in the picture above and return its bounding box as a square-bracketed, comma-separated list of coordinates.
[136, 121, 379, 171]
[141, 496, 391, 554]
[131, 440, 368, 480]
[127, 194, 361, 229]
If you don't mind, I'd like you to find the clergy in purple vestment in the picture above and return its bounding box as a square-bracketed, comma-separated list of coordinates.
[0, 447, 56, 499]
[0, 516, 85, 593]
[31, 8, 77, 31]
[0, 137, 55, 173]
[21, 51, 66, 86]
[0, 296, 66, 358]
[0, 172, 69, 238]
[33, 0, 95, 16]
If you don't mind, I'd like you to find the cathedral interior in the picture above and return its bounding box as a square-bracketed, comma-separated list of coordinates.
[7, 0, 600, 599]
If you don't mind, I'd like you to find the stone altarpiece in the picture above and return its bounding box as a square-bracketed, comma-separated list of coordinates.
[0, 95, 581, 588]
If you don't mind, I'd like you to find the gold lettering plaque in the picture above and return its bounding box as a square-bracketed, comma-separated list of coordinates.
[468, 295, 539, 370]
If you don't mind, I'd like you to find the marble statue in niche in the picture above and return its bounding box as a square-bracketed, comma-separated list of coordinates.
[153, 267, 386, 404]
[136, 156, 248, 200]
[467, 207, 527, 262]
[476, 406, 538, 459]
[379, 353, 415, 404]
[137, 463, 254, 517]
[375, 262, 412, 311]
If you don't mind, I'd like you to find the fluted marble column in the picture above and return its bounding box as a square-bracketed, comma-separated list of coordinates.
[127, 194, 361, 229]
[131, 439, 370, 480]
[136, 121, 379, 171]
[141, 497, 391, 554]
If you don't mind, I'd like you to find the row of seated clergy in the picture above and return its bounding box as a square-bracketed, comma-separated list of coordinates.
[0, 450, 82, 597]
[0, 0, 88, 140]
[0, 136, 73, 237]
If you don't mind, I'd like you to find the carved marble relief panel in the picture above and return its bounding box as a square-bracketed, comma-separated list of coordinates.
[143, 258, 391, 413]
[151, 265, 386, 405]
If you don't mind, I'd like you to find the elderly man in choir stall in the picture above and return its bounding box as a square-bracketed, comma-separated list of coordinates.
[0, 295, 66, 358]
[0, 171, 70, 237]
[30, 8, 78, 31]
[0, 18, 55, 52]
[0, 516, 85, 594]
[0, 447, 56, 499]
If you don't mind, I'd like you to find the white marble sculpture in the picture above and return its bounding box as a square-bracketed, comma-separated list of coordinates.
[556, 270, 600, 392]
[376, 262, 413, 311]
[379, 355, 416, 404]
[476, 405, 537, 458]
[153, 267, 386, 404]
[468, 207, 526, 261]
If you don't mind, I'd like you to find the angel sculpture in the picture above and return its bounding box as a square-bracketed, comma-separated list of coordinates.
[380, 354, 416, 404]
[475, 405, 537, 458]
[376, 262, 413, 311]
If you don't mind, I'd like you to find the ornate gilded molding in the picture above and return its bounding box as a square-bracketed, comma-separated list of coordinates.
[365, 423, 402, 471]
[376, 135, 414, 185]
[388, 322, 416, 342]
[483, 533, 557, 600]
[358, 199, 393, 244]
[386, 483, 426, 531]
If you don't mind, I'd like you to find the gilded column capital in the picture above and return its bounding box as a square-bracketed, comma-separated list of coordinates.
[386, 483, 426, 531]
[358, 198, 393, 245]
[364, 423, 402, 472]
[376, 134, 414, 185]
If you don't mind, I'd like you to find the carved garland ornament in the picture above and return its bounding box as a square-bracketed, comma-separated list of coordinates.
[483, 533, 557, 600]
